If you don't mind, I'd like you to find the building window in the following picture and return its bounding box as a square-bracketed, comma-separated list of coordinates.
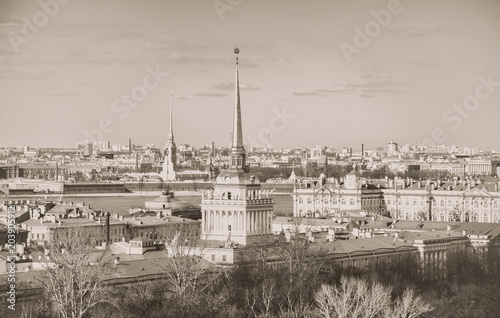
[406, 201, 409, 206]
[494, 202, 498, 209]
[222, 255, 227, 262]
[341, 200, 345, 205]
[465, 202, 470, 208]
[387, 200, 391, 205]
[474, 202, 479, 208]
[413, 201, 416, 206]
[350, 199, 354, 206]
[440, 200, 444, 207]
[211, 254, 215, 261]
[307, 198, 312, 204]
[299, 198, 303, 204]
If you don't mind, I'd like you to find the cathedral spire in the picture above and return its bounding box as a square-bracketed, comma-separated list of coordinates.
[231, 47, 244, 153]
[168, 92, 174, 144]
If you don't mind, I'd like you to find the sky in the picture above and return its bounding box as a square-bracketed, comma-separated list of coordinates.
[1, 0, 499, 150]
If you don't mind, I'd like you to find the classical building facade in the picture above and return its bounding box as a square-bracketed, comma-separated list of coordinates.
[200, 48, 274, 246]
[293, 174, 500, 223]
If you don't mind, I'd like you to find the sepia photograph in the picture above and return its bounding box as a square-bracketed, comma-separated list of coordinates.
[1, 0, 500, 317]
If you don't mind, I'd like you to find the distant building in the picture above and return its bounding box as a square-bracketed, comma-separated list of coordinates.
[387, 140, 399, 157]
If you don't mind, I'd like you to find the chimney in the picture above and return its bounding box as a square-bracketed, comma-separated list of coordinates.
[106, 212, 110, 244]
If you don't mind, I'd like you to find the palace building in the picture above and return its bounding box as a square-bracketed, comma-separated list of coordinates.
[292, 173, 500, 223]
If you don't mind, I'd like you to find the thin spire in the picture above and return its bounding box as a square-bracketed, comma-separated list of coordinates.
[168, 92, 174, 144]
[231, 47, 244, 153]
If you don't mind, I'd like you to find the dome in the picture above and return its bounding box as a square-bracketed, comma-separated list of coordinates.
[144, 191, 190, 210]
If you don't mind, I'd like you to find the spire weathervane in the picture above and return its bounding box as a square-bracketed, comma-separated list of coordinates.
[234, 47, 239, 64]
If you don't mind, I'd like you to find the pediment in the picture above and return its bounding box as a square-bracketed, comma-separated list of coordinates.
[463, 187, 491, 198]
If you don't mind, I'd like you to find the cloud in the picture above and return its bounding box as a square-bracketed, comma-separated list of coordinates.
[3, 48, 141, 66]
[407, 61, 440, 68]
[293, 77, 410, 98]
[144, 36, 224, 52]
[94, 29, 146, 42]
[0, 68, 56, 80]
[33, 85, 80, 97]
[194, 92, 226, 97]
[212, 81, 259, 91]
[390, 23, 443, 37]
[293, 91, 323, 96]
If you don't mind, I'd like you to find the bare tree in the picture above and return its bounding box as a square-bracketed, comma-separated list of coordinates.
[154, 224, 221, 308]
[390, 288, 433, 318]
[274, 218, 328, 318]
[32, 226, 116, 318]
[314, 276, 432, 318]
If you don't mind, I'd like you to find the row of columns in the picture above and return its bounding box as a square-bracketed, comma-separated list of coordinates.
[202, 209, 272, 235]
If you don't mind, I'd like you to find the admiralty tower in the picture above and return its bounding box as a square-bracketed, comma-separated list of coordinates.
[200, 48, 274, 246]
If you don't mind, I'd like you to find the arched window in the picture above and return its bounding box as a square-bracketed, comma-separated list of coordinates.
[387, 199, 391, 205]
[307, 198, 312, 204]
[474, 201, 479, 208]
[440, 200, 444, 207]
[440, 213, 445, 221]
[465, 201, 470, 208]
[413, 201, 416, 206]
[483, 213, 488, 223]
[324, 198, 329, 205]
[341, 200, 345, 205]
[350, 199, 354, 205]
[494, 202, 498, 209]
[298, 198, 303, 204]
[448, 200, 452, 206]
[455, 201, 460, 208]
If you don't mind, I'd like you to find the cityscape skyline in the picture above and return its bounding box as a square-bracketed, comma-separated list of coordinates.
[1, 0, 500, 149]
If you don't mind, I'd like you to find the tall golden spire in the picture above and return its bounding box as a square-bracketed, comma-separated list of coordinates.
[231, 47, 244, 153]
